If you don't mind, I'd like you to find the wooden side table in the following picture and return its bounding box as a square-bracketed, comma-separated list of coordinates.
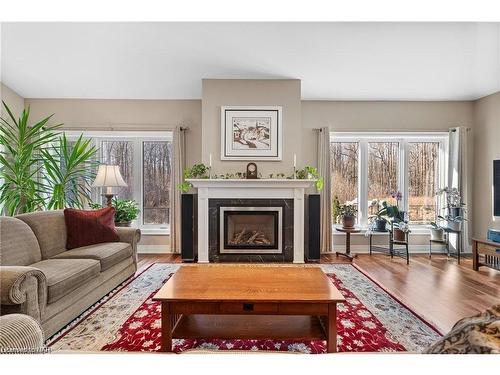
[335, 226, 361, 261]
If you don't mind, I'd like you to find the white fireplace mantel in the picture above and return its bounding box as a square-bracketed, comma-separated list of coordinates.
[186, 179, 317, 263]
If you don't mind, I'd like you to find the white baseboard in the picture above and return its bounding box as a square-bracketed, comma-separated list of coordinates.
[137, 245, 172, 254]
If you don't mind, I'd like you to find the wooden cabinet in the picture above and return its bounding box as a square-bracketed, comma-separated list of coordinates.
[472, 238, 500, 271]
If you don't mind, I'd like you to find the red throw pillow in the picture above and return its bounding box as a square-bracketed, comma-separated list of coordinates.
[64, 207, 120, 249]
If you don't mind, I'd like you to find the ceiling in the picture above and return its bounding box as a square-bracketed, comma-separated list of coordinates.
[1, 22, 499, 100]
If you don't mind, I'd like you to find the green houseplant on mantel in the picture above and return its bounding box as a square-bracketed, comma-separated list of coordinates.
[178, 163, 210, 193]
[90, 198, 140, 227]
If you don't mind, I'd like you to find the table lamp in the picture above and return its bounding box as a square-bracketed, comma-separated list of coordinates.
[92, 165, 128, 207]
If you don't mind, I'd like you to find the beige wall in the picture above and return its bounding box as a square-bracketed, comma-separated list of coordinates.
[472, 92, 500, 237]
[202, 79, 302, 177]
[301, 100, 474, 168]
[24, 98, 202, 167]
[1, 83, 25, 118]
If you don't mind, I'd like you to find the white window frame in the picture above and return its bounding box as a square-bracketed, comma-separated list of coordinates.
[65, 130, 173, 235]
[330, 132, 449, 233]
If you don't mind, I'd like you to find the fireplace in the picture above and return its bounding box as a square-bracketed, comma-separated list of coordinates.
[220, 207, 282, 254]
[207, 198, 294, 262]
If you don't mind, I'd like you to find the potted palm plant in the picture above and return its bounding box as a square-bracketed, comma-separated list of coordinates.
[0, 101, 97, 214]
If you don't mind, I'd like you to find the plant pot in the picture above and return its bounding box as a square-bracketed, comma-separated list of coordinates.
[115, 221, 132, 227]
[447, 220, 462, 231]
[449, 207, 462, 219]
[430, 227, 444, 241]
[342, 215, 355, 229]
[374, 218, 387, 232]
[393, 228, 406, 242]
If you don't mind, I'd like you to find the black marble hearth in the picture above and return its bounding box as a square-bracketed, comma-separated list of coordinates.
[208, 198, 294, 262]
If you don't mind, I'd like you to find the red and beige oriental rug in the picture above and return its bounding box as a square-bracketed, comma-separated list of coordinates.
[47, 263, 441, 353]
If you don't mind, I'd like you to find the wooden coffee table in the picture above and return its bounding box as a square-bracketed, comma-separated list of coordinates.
[153, 265, 345, 353]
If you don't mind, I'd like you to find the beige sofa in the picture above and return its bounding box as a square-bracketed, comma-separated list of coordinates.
[0, 210, 140, 338]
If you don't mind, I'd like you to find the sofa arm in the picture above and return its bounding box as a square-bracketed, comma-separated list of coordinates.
[116, 227, 141, 263]
[0, 314, 45, 351]
[0, 266, 47, 321]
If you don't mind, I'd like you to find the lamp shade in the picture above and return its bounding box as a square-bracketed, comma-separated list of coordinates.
[92, 165, 128, 188]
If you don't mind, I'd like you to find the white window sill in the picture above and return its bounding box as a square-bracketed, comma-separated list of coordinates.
[138, 228, 170, 236]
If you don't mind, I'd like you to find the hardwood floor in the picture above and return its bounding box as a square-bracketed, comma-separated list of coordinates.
[137, 253, 500, 333]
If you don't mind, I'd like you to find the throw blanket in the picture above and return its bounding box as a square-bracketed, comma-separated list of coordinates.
[424, 304, 500, 354]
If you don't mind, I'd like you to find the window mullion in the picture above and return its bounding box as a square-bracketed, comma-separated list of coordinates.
[135, 139, 143, 229]
[359, 140, 368, 227]
[400, 140, 409, 217]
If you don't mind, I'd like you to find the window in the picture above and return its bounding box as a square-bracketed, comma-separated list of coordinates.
[330, 133, 447, 228]
[408, 142, 439, 224]
[367, 142, 399, 209]
[330, 142, 359, 206]
[142, 141, 172, 226]
[66, 131, 173, 233]
[101, 140, 134, 201]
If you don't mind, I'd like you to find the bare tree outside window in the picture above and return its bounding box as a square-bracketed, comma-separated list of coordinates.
[408, 142, 439, 224]
[368, 142, 399, 214]
[330, 142, 359, 206]
[101, 141, 134, 201]
[143, 141, 172, 225]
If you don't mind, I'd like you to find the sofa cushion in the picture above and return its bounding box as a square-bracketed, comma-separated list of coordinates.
[51, 242, 133, 271]
[30, 259, 100, 304]
[64, 207, 119, 249]
[16, 210, 67, 259]
[0, 217, 42, 266]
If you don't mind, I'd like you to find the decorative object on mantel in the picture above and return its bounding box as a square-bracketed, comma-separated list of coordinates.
[90, 198, 140, 227]
[220, 106, 282, 161]
[246, 162, 258, 179]
[178, 162, 323, 191]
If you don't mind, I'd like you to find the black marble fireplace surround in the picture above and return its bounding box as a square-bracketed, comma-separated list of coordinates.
[208, 198, 294, 262]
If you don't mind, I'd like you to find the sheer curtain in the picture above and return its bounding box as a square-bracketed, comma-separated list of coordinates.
[169, 126, 185, 253]
[318, 127, 332, 252]
[448, 126, 471, 252]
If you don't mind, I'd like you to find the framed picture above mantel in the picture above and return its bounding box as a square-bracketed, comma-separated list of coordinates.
[220, 106, 282, 161]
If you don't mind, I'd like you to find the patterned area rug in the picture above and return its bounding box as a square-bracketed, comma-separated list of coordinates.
[47, 263, 441, 353]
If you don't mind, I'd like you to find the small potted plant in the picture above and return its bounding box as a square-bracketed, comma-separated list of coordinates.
[338, 202, 357, 229]
[382, 192, 408, 241]
[368, 199, 388, 232]
[90, 198, 140, 227]
[393, 221, 411, 242]
[429, 222, 445, 241]
[438, 214, 466, 232]
[436, 187, 466, 219]
[178, 163, 210, 193]
[296, 166, 324, 191]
